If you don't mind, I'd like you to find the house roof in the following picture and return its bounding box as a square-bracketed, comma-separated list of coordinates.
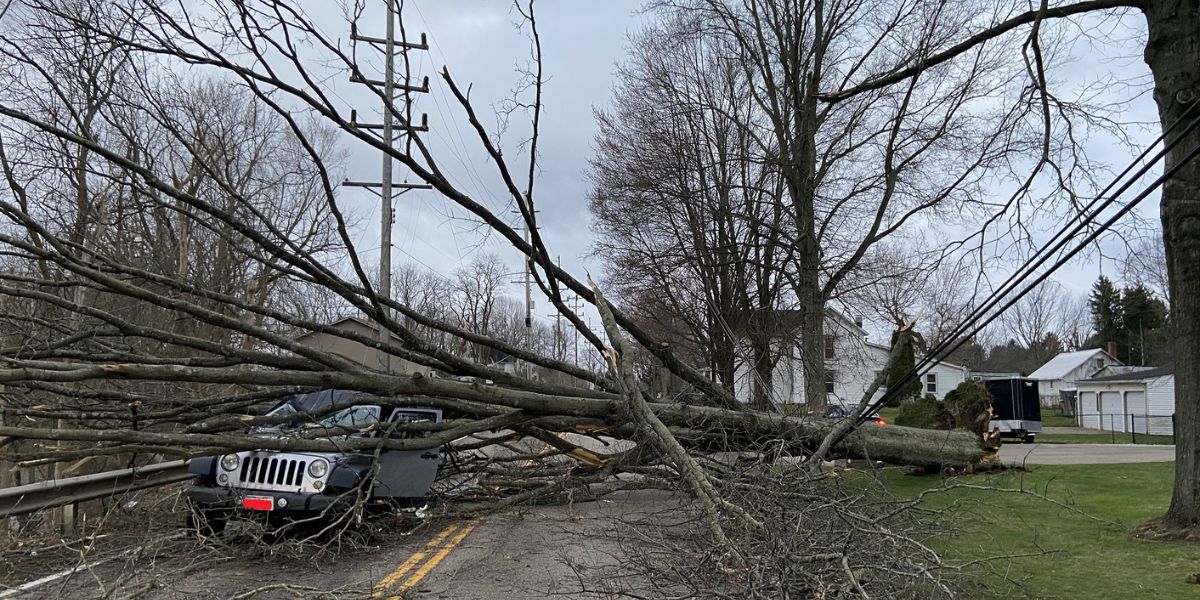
[864, 341, 969, 373]
[1028, 348, 1118, 380]
[1082, 366, 1173, 383]
[294, 315, 369, 338]
[728, 308, 866, 338]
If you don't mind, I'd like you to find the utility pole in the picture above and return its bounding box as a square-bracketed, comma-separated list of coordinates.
[344, 0, 431, 372]
[509, 203, 538, 377]
[567, 292, 584, 366]
[544, 256, 569, 362]
[512, 201, 537, 330]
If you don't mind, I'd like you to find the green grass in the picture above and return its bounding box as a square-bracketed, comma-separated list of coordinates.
[878, 463, 1196, 599]
[1041, 411, 1078, 427]
[1037, 432, 1175, 445]
[877, 406, 899, 422]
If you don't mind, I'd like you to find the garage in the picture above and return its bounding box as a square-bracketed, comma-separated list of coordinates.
[1126, 391, 1148, 433]
[1073, 367, 1175, 435]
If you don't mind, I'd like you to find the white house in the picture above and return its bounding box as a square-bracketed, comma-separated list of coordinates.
[732, 310, 969, 407]
[1027, 348, 1122, 408]
[1074, 367, 1174, 435]
[878, 343, 971, 402]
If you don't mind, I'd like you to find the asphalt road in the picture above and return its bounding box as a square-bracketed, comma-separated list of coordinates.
[999, 442, 1176, 465]
[365, 489, 686, 599]
[15, 431, 1180, 598]
[19, 488, 683, 599]
[20, 431, 671, 599]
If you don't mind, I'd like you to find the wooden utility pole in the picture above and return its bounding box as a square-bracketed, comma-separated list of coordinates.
[344, 0, 431, 372]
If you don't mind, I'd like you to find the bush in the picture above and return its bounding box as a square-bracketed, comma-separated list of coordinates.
[894, 394, 948, 430]
[943, 381, 990, 435]
[882, 331, 922, 407]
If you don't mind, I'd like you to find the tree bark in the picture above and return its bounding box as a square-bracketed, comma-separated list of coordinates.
[750, 334, 775, 410]
[1144, 0, 1200, 528]
[0, 362, 993, 469]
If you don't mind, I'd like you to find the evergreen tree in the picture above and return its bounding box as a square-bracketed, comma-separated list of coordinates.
[1120, 284, 1168, 365]
[1088, 276, 1124, 353]
[884, 329, 922, 407]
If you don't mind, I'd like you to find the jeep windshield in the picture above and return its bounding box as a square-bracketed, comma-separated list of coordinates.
[310, 405, 380, 431]
[254, 389, 373, 434]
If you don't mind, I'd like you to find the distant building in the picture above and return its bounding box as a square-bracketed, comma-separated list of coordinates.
[731, 309, 969, 407]
[1091, 364, 1157, 378]
[295, 317, 594, 390]
[1027, 348, 1122, 408]
[971, 371, 1023, 381]
[293, 316, 433, 376]
[1074, 367, 1174, 435]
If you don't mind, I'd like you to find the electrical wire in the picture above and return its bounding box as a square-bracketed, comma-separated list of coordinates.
[854, 102, 1200, 426]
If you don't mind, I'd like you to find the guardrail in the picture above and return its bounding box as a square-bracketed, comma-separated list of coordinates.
[0, 460, 193, 518]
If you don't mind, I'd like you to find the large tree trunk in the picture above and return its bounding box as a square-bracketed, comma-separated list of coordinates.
[750, 334, 775, 410]
[798, 265, 826, 410]
[796, 122, 827, 412]
[1144, 0, 1200, 529]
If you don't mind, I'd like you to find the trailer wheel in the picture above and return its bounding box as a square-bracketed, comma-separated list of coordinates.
[1023, 433, 1036, 444]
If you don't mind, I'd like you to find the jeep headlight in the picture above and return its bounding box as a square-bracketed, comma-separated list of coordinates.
[308, 459, 329, 479]
[220, 453, 240, 471]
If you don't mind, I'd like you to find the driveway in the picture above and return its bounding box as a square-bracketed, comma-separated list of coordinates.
[999, 443, 1175, 465]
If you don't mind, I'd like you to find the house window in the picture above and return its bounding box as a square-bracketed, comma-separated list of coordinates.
[825, 372, 836, 396]
[824, 335, 836, 360]
[925, 373, 938, 394]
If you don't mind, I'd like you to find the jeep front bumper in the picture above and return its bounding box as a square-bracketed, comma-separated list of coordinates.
[183, 485, 339, 513]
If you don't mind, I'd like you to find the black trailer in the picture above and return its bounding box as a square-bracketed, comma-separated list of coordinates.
[983, 378, 1042, 443]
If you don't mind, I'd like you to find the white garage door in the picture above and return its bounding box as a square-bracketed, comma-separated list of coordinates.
[1100, 391, 1123, 431]
[1126, 391, 1148, 434]
[1079, 391, 1099, 429]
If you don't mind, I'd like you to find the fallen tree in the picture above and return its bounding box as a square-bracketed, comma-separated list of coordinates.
[0, 0, 1000, 481]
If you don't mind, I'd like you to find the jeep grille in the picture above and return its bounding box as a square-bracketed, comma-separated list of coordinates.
[239, 456, 306, 488]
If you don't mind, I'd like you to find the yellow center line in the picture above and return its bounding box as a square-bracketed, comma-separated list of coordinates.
[371, 523, 461, 597]
[386, 519, 481, 598]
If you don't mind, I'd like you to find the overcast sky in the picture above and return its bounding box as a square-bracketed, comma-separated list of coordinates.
[310, 2, 1161, 338]
[319, 2, 645, 322]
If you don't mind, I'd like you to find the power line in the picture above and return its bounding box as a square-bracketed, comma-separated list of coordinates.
[855, 102, 1200, 426]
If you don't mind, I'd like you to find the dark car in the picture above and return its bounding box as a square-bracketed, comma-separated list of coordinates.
[825, 404, 887, 426]
[183, 390, 442, 533]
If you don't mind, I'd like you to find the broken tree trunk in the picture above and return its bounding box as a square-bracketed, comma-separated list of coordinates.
[0, 360, 996, 470]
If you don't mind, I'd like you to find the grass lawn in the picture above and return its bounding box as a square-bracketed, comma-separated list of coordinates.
[1041, 411, 1077, 427]
[877, 406, 899, 422]
[1037, 432, 1175, 445]
[878, 462, 1197, 599]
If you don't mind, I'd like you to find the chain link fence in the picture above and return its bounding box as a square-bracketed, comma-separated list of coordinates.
[1066, 412, 1175, 443]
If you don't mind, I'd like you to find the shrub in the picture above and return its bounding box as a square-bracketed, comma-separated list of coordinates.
[882, 330, 923, 407]
[943, 381, 991, 435]
[894, 394, 948, 430]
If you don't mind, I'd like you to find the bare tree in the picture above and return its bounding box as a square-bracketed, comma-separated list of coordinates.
[1058, 292, 1095, 351]
[1001, 279, 1072, 365]
[813, 0, 1200, 532]
[635, 0, 1045, 410]
[589, 15, 788, 408]
[1122, 234, 1170, 306]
